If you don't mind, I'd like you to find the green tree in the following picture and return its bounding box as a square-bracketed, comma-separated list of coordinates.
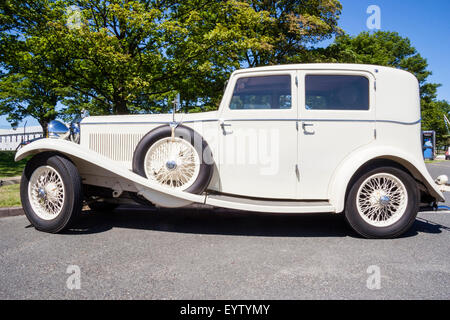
[2, 0, 270, 115]
[1, 0, 343, 117]
[0, 73, 65, 135]
[0, 2, 69, 136]
[242, 0, 342, 67]
[422, 100, 450, 147]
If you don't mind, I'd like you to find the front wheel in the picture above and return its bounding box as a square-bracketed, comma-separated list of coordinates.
[20, 153, 83, 233]
[345, 166, 419, 239]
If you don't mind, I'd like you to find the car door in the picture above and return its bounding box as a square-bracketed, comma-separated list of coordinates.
[297, 70, 376, 200]
[217, 71, 298, 199]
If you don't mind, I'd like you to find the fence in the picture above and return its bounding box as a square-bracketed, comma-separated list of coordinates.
[0, 132, 43, 151]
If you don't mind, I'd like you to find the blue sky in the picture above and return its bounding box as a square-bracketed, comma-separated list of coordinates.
[1, 0, 449, 129]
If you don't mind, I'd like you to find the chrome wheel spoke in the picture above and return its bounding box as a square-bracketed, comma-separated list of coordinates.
[356, 173, 408, 227]
[144, 137, 200, 190]
[28, 166, 65, 220]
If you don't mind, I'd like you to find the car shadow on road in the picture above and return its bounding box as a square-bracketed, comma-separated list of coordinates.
[61, 205, 450, 238]
[407, 217, 450, 235]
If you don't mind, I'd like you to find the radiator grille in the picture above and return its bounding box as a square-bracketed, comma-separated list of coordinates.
[89, 133, 144, 162]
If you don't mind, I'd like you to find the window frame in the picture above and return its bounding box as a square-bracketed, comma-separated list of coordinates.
[225, 72, 296, 112]
[298, 69, 376, 115]
[303, 73, 371, 112]
[304, 73, 371, 112]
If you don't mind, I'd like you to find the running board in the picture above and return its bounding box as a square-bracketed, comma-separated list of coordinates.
[205, 194, 336, 213]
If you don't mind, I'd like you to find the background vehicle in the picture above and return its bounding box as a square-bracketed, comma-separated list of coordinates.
[15, 64, 446, 238]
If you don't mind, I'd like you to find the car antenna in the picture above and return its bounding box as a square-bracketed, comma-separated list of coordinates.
[171, 92, 180, 140]
[172, 92, 180, 122]
[23, 120, 27, 144]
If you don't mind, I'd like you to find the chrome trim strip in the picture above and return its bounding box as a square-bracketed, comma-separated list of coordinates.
[179, 119, 219, 123]
[377, 118, 422, 125]
[82, 121, 174, 125]
[224, 118, 421, 125]
[81, 118, 421, 126]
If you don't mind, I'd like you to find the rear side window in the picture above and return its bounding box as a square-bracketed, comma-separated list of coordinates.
[230, 75, 291, 110]
[305, 75, 369, 110]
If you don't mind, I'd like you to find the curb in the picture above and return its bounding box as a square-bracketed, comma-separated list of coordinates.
[0, 207, 24, 218]
[0, 176, 21, 187]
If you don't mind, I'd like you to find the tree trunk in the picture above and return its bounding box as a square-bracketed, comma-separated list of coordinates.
[39, 121, 49, 138]
[112, 89, 129, 114]
[113, 100, 128, 114]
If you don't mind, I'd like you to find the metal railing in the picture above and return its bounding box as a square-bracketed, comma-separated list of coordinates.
[0, 132, 43, 151]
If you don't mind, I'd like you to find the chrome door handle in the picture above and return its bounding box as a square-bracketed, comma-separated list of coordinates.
[302, 122, 315, 135]
[220, 120, 232, 134]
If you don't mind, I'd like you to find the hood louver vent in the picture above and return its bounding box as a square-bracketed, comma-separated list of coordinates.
[89, 133, 144, 162]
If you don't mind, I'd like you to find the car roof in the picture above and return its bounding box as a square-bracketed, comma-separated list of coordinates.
[233, 63, 408, 77]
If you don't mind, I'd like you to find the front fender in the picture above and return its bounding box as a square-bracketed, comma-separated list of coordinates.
[328, 146, 445, 213]
[15, 139, 205, 207]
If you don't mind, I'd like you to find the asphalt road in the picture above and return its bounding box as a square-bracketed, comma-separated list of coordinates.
[0, 162, 449, 300]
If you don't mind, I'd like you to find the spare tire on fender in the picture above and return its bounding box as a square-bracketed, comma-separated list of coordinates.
[132, 125, 214, 194]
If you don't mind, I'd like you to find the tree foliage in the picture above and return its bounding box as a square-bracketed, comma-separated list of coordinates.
[0, 0, 342, 121]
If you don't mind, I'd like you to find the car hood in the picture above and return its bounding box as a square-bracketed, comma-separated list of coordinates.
[81, 111, 219, 125]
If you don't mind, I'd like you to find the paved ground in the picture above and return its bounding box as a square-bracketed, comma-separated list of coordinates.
[0, 163, 449, 299]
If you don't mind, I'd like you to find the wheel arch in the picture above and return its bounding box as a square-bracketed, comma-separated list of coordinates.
[329, 148, 444, 213]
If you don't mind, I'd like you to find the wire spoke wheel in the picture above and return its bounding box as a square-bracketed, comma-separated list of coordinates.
[144, 137, 201, 190]
[28, 165, 65, 221]
[356, 173, 408, 227]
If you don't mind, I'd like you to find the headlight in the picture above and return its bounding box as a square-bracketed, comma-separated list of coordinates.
[48, 120, 69, 138]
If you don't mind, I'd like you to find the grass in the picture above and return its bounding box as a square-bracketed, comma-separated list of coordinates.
[0, 151, 27, 208]
[425, 159, 447, 163]
[0, 184, 21, 207]
[0, 151, 29, 178]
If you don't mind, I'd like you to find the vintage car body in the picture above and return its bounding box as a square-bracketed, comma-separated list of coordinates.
[16, 64, 446, 238]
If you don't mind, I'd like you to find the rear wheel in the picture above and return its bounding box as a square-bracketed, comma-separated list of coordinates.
[20, 153, 83, 233]
[345, 166, 419, 239]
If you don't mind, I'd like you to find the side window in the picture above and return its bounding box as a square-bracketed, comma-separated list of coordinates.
[305, 75, 369, 110]
[230, 75, 291, 110]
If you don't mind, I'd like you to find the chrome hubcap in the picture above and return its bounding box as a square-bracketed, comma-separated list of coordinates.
[166, 160, 177, 170]
[37, 188, 46, 200]
[379, 195, 390, 206]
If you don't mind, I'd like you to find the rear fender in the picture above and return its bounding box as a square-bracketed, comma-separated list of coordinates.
[329, 146, 445, 212]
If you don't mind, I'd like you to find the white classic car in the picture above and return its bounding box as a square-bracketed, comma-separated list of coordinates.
[15, 64, 447, 238]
